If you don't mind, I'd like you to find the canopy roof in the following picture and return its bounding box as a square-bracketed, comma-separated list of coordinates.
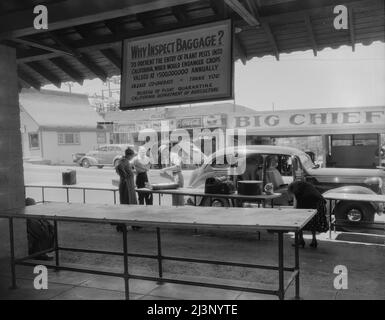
[1, 0, 383, 90]
[20, 89, 104, 130]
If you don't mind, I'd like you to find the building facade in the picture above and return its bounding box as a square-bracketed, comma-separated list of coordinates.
[20, 89, 106, 165]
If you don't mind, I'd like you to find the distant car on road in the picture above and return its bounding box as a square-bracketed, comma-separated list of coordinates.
[73, 144, 135, 169]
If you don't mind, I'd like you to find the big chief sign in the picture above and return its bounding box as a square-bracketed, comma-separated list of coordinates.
[229, 107, 385, 135]
[121, 20, 233, 109]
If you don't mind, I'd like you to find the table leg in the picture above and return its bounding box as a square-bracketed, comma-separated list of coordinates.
[329, 200, 332, 239]
[294, 232, 300, 299]
[42, 187, 45, 203]
[159, 194, 161, 206]
[9, 218, 17, 289]
[278, 232, 284, 300]
[156, 227, 163, 284]
[122, 224, 129, 300]
[66, 188, 69, 203]
[54, 220, 60, 272]
[83, 189, 86, 204]
[194, 196, 197, 206]
[113, 191, 117, 205]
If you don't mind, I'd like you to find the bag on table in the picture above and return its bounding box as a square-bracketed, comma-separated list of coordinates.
[205, 176, 236, 194]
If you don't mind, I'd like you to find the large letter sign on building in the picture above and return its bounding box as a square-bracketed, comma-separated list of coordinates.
[120, 20, 233, 109]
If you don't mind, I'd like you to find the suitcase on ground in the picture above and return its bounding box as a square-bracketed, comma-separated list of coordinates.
[62, 169, 76, 185]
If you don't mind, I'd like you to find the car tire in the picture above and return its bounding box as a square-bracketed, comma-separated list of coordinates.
[333, 201, 375, 232]
[201, 197, 230, 207]
[97, 165, 104, 169]
[81, 159, 90, 168]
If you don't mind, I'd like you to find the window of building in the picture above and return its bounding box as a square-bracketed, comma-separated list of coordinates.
[28, 133, 39, 149]
[58, 132, 80, 145]
[97, 132, 107, 144]
[354, 134, 378, 146]
[332, 134, 353, 146]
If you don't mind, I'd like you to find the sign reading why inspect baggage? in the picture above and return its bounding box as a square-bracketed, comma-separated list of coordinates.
[120, 20, 233, 109]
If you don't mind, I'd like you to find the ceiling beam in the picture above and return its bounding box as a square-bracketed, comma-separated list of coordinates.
[172, 5, 189, 22]
[348, 6, 356, 51]
[49, 57, 84, 85]
[262, 22, 279, 61]
[224, 0, 260, 26]
[17, 15, 229, 63]
[244, 0, 279, 61]
[25, 61, 62, 88]
[51, 30, 108, 82]
[100, 49, 121, 70]
[0, 0, 203, 40]
[304, 13, 318, 56]
[234, 34, 247, 65]
[136, 12, 155, 28]
[11, 37, 74, 56]
[17, 68, 41, 90]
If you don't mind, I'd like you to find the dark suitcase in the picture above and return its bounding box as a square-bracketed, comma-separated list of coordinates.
[27, 219, 55, 254]
[62, 169, 76, 185]
[205, 176, 235, 194]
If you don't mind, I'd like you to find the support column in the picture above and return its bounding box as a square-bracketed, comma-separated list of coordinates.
[0, 45, 27, 260]
[0, 44, 25, 210]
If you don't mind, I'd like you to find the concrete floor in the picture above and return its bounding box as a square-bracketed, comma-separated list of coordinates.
[0, 219, 384, 300]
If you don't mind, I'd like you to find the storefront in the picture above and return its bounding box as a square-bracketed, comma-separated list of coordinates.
[228, 106, 385, 169]
[104, 103, 252, 152]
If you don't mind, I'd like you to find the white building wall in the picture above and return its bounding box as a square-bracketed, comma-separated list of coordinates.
[19, 107, 42, 160]
[41, 130, 98, 164]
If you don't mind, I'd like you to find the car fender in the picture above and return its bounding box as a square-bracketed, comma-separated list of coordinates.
[79, 156, 98, 166]
[322, 186, 380, 213]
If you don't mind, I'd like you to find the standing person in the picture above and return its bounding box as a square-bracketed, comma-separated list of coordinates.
[115, 147, 137, 232]
[288, 181, 329, 248]
[160, 143, 184, 206]
[133, 146, 153, 205]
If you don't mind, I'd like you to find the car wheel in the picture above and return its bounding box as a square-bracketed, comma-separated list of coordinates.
[97, 165, 104, 169]
[201, 197, 230, 207]
[333, 201, 375, 232]
[81, 159, 90, 168]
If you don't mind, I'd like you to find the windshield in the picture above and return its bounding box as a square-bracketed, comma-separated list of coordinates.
[298, 152, 316, 170]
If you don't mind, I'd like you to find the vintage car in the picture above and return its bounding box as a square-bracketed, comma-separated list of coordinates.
[73, 144, 135, 168]
[188, 145, 385, 229]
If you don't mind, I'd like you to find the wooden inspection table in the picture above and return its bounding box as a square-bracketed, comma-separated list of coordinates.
[0, 203, 315, 300]
[25, 182, 119, 204]
[323, 192, 385, 237]
[136, 187, 282, 207]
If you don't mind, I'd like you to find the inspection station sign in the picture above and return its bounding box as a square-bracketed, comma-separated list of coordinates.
[121, 20, 233, 109]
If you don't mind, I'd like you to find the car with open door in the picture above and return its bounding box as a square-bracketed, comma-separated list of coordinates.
[188, 145, 385, 231]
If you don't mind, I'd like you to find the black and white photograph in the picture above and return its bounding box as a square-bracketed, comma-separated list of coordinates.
[0, 0, 384, 309]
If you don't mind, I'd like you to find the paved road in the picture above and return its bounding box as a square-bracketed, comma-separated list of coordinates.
[24, 163, 193, 205]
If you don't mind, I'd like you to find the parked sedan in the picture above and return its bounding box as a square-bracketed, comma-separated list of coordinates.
[188, 145, 385, 231]
[74, 144, 135, 168]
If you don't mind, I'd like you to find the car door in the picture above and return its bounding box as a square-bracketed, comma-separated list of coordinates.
[105, 146, 119, 164]
[96, 146, 109, 164]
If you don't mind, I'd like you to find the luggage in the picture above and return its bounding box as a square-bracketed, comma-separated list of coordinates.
[148, 183, 179, 190]
[27, 219, 55, 255]
[238, 180, 264, 195]
[62, 169, 76, 185]
[205, 176, 235, 194]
